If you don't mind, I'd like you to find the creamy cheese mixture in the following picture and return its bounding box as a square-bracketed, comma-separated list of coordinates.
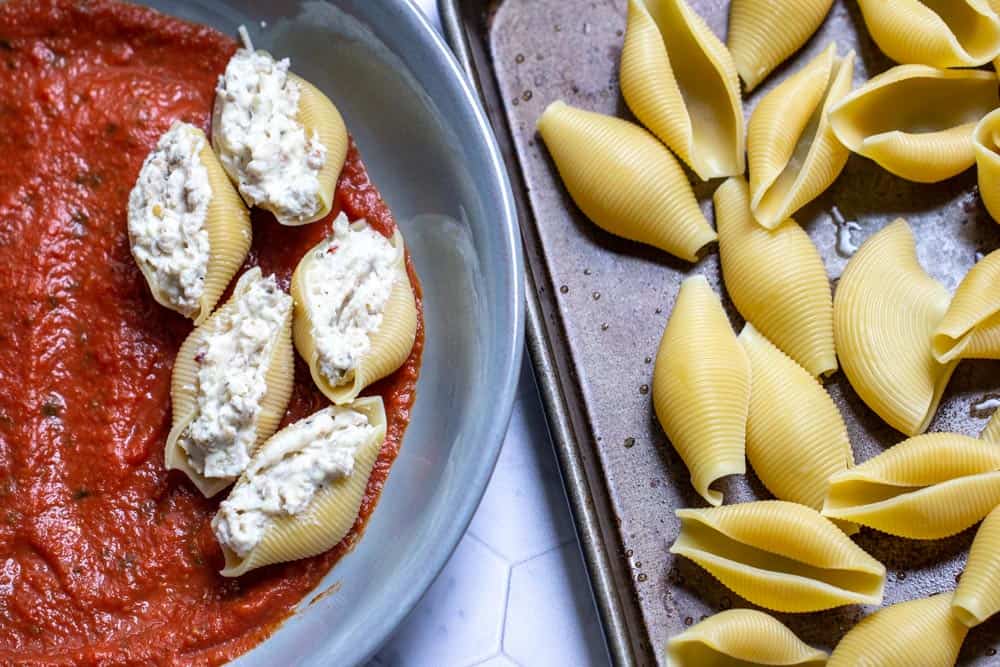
[212, 406, 375, 557]
[127, 121, 211, 316]
[305, 216, 398, 386]
[179, 274, 292, 479]
[214, 48, 327, 223]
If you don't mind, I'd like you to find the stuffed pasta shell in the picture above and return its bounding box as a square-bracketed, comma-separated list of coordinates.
[666, 609, 828, 667]
[822, 433, 1000, 539]
[716, 177, 836, 377]
[620, 0, 744, 180]
[166, 267, 294, 497]
[536, 101, 716, 262]
[932, 248, 1000, 362]
[653, 276, 749, 506]
[975, 108, 1000, 223]
[953, 505, 1000, 627]
[291, 214, 416, 405]
[856, 0, 1000, 68]
[213, 44, 348, 225]
[213, 398, 387, 577]
[747, 44, 855, 229]
[829, 65, 1000, 183]
[828, 594, 968, 667]
[833, 220, 956, 436]
[128, 121, 251, 324]
[670, 501, 886, 613]
[985, 410, 1000, 442]
[728, 0, 834, 92]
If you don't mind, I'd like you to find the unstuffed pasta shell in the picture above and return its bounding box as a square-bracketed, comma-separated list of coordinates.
[291, 214, 416, 405]
[620, 0, 744, 180]
[828, 594, 968, 667]
[829, 65, 1000, 183]
[727, 0, 834, 92]
[670, 501, 886, 613]
[953, 505, 1000, 627]
[666, 609, 828, 667]
[974, 108, 1000, 224]
[833, 219, 956, 436]
[932, 248, 1000, 362]
[536, 101, 716, 262]
[822, 433, 1000, 539]
[165, 267, 294, 497]
[212, 397, 387, 577]
[748, 44, 855, 229]
[856, 0, 1000, 68]
[128, 121, 251, 324]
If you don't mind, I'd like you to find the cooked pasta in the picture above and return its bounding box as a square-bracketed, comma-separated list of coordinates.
[670, 501, 885, 612]
[715, 177, 836, 377]
[828, 594, 968, 667]
[932, 248, 1000, 362]
[974, 108, 1000, 224]
[833, 219, 956, 436]
[953, 505, 1000, 627]
[747, 44, 855, 229]
[536, 101, 716, 262]
[620, 0, 744, 180]
[829, 65, 1000, 182]
[727, 0, 834, 92]
[856, 0, 1000, 68]
[985, 410, 1000, 442]
[666, 609, 828, 666]
[653, 276, 749, 506]
[739, 324, 854, 515]
[822, 432, 1000, 539]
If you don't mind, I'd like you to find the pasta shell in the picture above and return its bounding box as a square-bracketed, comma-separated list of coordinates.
[984, 410, 1000, 442]
[856, 0, 1000, 68]
[653, 276, 749, 506]
[822, 432, 1000, 539]
[828, 594, 968, 667]
[666, 609, 828, 667]
[716, 177, 836, 377]
[833, 219, 957, 436]
[216, 397, 387, 577]
[829, 65, 1000, 183]
[932, 248, 1000, 362]
[748, 44, 855, 229]
[739, 324, 854, 515]
[728, 0, 834, 92]
[290, 215, 417, 405]
[954, 505, 1000, 627]
[975, 108, 1000, 224]
[165, 267, 295, 497]
[536, 101, 716, 261]
[670, 501, 886, 613]
[620, 0, 744, 180]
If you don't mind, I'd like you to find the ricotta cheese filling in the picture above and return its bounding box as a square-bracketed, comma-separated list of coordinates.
[212, 406, 375, 557]
[127, 121, 211, 316]
[179, 274, 292, 479]
[305, 216, 398, 385]
[214, 48, 327, 223]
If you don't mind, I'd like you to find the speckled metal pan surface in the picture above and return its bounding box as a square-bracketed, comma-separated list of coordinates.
[443, 0, 1000, 664]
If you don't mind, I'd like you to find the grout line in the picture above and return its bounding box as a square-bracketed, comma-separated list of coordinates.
[499, 555, 514, 658]
[465, 531, 512, 564]
[509, 539, 567, 568]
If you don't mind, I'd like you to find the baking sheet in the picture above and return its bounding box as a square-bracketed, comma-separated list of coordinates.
[445, 0, 1000, 664]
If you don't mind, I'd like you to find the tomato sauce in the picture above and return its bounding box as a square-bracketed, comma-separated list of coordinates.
[0, 1, 423, 664]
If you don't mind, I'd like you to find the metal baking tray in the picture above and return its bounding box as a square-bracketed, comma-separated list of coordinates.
[441, 0, 1000, 664]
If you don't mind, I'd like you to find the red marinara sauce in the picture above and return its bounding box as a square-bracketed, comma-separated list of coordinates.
[0, 1, 423, 663]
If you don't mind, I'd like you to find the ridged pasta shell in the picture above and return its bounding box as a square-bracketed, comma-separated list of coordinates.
[739, 324, 854, 516]
[218, 397, 387, 577]
[953, 505, 1000, 627]
[829, 65, 1000, 183]
[833, 219, 957, 436]
[822, 432, 1000, 539]
[291, 216, 416, 405]
[856, 0, 1000, 68]
[748, 44, 855, 229]
[670, 501, 886, 613]
[290, 73, 348, 225]
[932, 248, 1000, 362]
[828, 594, 968, 667]
[620, 0, 744, 180]
[984, 410, 1000, 442]
[728, 0, 834, 92]
[716, 177, 836, 377]
[165, 267, 295, 497]
[536, 101, 716, 261]
[975, 108, 1000, 224]
[666, 609, 828, 666]
[653, 276, 749, 506]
